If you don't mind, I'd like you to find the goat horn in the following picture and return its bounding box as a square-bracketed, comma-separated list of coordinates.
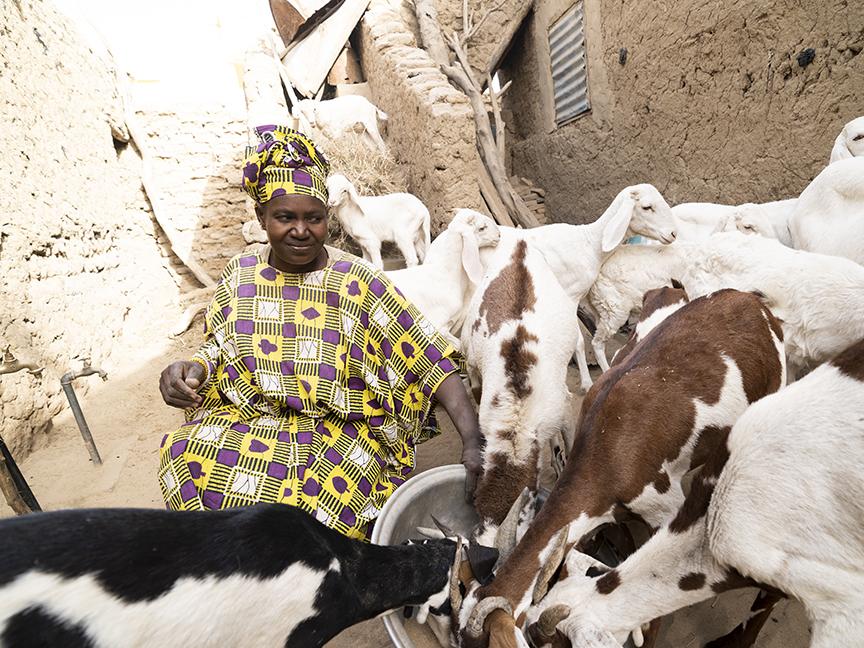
[449, 537, 464, 615]
[536, 603, 572, 638]
[431, 515, 455, 538]
[465, 596, 513, 638]
[417, 526, 446, 539]
[532, 528, 568, 603]
[495, 487, 529, 563]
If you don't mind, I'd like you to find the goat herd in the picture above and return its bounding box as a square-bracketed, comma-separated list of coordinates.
[0, 118, 862, 648]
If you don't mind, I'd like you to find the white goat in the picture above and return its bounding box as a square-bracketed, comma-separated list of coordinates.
[732, 198, 797, 246]
[585, 243, 691, 371]
[326, 174, 431, 269]
[488, 184, 679, 393]
[670, 202, 738, 241]
[386, 209, 499, 346]
[462, 236, 579, 549]
[787, 157, 864, 265]
[292, 96, 388, 152]
[709, 338, 864, 648]
[829, 115, 864, 164]
[681, 231, 864, 374]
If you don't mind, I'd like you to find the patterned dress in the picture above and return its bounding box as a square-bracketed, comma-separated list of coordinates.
[159, 246, 460, 540]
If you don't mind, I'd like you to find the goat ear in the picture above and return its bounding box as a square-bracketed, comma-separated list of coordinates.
[602, 193, 635, 252]
[830, 132, 852, 163]
[466, 543, 499, 585]
[459, 227, 485, 286]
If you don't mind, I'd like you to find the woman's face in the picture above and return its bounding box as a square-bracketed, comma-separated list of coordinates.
[256, 194, 329, 272]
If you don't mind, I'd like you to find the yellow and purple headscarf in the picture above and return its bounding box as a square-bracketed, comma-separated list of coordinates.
[241, 125, 330, 205]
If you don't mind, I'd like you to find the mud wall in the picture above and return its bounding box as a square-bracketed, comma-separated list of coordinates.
[133, 100, 251, 279]
[358, 0, 485, 231]
[0, 0, 176, 454]
[498, 0, 864, 223]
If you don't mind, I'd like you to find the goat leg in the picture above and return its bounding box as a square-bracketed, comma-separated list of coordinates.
[704, 589, 784, 648]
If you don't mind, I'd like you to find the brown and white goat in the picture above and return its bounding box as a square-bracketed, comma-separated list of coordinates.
[462, 238, 579, 552]
[526, 338, 864, 648]
[609, 281, 689, 366]
[457, 288, 786, 648]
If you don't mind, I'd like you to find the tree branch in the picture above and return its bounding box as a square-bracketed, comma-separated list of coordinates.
[415, 0, 539, 229]
[413, 0, 451, 67]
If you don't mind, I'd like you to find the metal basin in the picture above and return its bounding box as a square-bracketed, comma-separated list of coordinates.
[372, 464, 479, 648]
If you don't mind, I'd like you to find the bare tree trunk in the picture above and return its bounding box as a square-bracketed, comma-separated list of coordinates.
[414, 0, 451, 67]
[414, 0, 539, 228]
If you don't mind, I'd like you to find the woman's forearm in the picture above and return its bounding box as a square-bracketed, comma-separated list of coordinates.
[435, 374, 482, 448]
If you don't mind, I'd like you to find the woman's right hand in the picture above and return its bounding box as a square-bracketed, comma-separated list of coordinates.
[159, 361, 206, 409]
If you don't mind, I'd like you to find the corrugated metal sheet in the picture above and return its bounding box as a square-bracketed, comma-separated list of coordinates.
[549, 2, 589, 125]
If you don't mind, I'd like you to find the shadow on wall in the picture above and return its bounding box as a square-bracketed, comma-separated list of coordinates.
[189, 158, 252, 282]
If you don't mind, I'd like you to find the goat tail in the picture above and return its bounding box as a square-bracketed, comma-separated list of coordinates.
[577, 305, 597, 335]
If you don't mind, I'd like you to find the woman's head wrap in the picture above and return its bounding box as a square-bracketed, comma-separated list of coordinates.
[241, 125, 330, 204]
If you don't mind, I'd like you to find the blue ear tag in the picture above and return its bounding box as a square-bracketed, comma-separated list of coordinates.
[626, 235, 648, 245]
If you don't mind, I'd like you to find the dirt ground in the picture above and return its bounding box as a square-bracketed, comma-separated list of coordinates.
[3, 317, 810, 648]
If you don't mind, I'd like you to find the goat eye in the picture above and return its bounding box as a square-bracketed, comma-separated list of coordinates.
[853, 134, 864, 142]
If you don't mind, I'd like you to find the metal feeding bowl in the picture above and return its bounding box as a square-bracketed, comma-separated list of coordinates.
[372, 464, 480, 648]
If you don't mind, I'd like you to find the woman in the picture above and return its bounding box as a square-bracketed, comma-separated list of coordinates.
[158, 126, 482, 541]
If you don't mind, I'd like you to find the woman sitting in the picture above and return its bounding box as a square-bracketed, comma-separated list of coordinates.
[158, 126, 482, 541]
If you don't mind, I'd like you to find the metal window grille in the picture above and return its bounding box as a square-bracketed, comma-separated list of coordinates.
[549, 2, 590, 125]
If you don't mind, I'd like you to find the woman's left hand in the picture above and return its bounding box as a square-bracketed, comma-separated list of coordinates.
[461, 440, 484, 503]
[434, 374, 485, 504]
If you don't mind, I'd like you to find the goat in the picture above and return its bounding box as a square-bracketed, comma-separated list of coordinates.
[461, 237, 580, 555]
[670, 200, 797, 243]
[680, 231, 864, 374]
[483, 184, 679, 394]
[670, 202, 738, 241]
[585, 243, 691, 371]
[828, 115, 864, 164]
[0, 504, 456, 648]
[326, 173, 431, 269]
[787, 157, 864, 265]
[387, 209, 500, 346]
[607, 280, 690, 367]
[732, 199, 797, 246]
[292, 96, 388, 153]
[526, 338, 864, 648]
[457, 288, 786, 648]
[708, 338, 864, 648]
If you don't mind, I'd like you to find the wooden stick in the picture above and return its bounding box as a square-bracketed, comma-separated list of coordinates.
[0, 453, 33, 515]
[462, 0, 469, 36]
[465, 0, 507, 43]
[415, 0, 539, 229]
[414, 0, 451, 67]
[487, 73, 505, 161]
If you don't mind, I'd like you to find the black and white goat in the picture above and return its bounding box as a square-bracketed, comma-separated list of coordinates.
[0, 504, 456, 648]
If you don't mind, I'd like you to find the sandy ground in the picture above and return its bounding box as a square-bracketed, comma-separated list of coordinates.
[3, 318, 810, 648]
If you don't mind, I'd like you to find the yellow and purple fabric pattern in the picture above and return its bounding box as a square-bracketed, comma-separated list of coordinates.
[241, 125, 330, 205]
[159, 246, 460, 540]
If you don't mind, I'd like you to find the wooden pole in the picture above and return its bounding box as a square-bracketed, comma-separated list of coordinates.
[414, 0, 538, 229]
